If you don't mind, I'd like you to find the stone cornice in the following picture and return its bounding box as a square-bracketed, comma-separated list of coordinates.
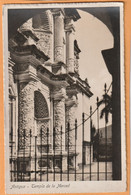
[66, 86, 79, 96]
[21, 29, 39, 42]
[75, 80, 93, 98]
[33, 28, 52, 34]
[38, 71, 69, 88]
[15, 71, 39, 83]
[11, 52, 42, 67]
[77, 76, 91, 88]
[10, 45, 49, 63]
[51, 73, 74, 84]
[37, 65, 75, 87]
[51, 61, 67, 69]
[65, 98, 78, 107]
[67, 80, 93, 98]
[51, 87, 67, 100]
[51, 62, 67, 75]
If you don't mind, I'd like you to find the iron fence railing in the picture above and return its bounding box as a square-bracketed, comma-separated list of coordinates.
[9, 84, 112, 182]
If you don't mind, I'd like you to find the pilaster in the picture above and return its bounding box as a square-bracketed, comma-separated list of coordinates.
[53, 10, 65, 63]
[65, 95, 78, 151]
[65, 18, 75, 73]
[18, 80, 35, 151]
[51, 86, 67, 152]
[12, 52, 39, 154]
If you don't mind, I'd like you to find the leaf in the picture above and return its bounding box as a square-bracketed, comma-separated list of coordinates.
[98, 92, 112, 123]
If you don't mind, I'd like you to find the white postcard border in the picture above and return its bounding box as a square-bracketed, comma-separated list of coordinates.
[3, 2, 126, 194]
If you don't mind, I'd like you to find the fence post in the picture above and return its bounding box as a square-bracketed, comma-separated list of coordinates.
[104, 83, 108, 180]
[29, 129, 32, 181]
[90, 106, 92, 181]
[96, 97, 100, 181]
[82, 112, 85, 181]
[47, 128, 49, 181]
[17, 129, 19, 181]
[35, 135, 37, 181]
[67, 122, 70, 181]
[60, 125, 63, 181]
[53, 127, 56, 181]
[40, 128, 42, 181]
[10, 100, 13, 181]
[75, 119, 77, 181]
[23, 129, 26, 181]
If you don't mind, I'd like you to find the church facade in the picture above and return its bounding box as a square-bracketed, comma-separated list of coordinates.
[8, 8, 93, 181]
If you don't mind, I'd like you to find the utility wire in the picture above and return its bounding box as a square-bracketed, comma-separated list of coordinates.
[64, 82, 113, 133]
[33, 82, 113, 137]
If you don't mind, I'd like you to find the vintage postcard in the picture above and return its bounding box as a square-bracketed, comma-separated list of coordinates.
[3, 2, 126, 194]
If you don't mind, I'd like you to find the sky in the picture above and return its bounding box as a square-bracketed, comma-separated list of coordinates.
[74, 10, 114, 127]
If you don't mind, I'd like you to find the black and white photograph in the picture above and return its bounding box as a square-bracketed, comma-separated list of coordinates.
[3, 2, 126, 193]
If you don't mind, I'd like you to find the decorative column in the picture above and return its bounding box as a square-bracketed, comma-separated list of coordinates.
[65, 95, 78, 169]
[53, 10, 64, 63]
[65, 19, 75, 73]
[52, 86, 66, 151]
[12, 53, 39, 153]
[51, 84, 67, 171]
[74, 40, 81, 74]
[18, 81, 35, 150]
[14, 59, 38, 180]
[65, 95, 78, 151]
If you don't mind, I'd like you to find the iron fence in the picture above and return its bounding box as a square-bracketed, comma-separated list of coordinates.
[9, 84, 112, 182]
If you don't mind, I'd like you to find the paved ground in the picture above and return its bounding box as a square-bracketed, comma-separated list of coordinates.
[34, 162, 112, 181]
